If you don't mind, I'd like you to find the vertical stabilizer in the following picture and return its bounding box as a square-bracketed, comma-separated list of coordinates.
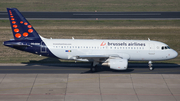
[7, 8, 41, 40]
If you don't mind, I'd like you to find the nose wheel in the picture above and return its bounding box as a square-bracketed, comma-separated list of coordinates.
[148, 61, 154, 70]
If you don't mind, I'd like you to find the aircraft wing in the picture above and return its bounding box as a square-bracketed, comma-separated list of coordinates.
[75, 54, 120, 59]
[73, 53, 129, 61]
[77, 55, 109, 58]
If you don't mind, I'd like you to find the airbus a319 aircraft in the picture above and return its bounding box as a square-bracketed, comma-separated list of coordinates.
[4, 8, 178, 72]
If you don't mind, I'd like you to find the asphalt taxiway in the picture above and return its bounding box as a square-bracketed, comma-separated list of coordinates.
[0, 63, 179, 74]
[0, 73, 180, 101]
[0, 63, 180, 101]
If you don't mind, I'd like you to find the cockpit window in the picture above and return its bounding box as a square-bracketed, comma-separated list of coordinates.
[162, 47, 164, 50]
[161, 46, 170, 50]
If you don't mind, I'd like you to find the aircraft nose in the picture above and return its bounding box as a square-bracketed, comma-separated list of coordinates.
[171, 50, 178, 58]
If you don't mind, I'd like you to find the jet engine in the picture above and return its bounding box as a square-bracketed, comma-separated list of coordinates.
[103, 58, 128, 70]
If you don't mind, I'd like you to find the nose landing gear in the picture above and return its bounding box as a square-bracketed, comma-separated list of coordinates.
[148, 61, 154, 70]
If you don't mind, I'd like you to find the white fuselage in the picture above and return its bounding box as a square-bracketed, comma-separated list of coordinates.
[42, 38, 178, 62]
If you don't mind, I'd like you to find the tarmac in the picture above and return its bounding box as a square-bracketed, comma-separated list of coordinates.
[0, 63, 179, 74]
[0, 63, 180, 101]
[0, 74, 180, 101]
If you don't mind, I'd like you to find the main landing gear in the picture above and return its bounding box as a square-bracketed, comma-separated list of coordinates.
[81, 61, 99, 74]
[90, 65, 98, 72]
[148, 61, 153, 70]
[90, 61, 99, 72]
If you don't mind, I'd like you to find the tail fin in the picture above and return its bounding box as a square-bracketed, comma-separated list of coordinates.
[7, 8, 41, 40]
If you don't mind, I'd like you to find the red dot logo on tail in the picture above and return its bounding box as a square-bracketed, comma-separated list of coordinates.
[13, 25, 17, 28]
[28, 25, 32, 28]
[9, 10, 12, 13]
[14, 28, 19, 33]
[20, 21, 23, 24]
[28, 29, 33, 33]
[24, 22, 28, 25]
[15, 33, 21, 38]
[12, 21, 16, 24]
[23, 32, 28, 37]
[100, 41, 106, 46]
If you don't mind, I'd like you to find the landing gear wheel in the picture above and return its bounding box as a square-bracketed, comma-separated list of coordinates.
[90, 61, 99, 73]
[92, 66, 95, 72]
[148, 61, 154, 71]
[149, 67, 153, 71]
[90, 66, 93, 72]
[90, 65, 98, 72]
[81, 62, 98, 73]
[94, 65, 98, 71]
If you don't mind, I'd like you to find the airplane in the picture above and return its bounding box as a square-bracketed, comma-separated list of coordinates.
[3, 8, 178, 72]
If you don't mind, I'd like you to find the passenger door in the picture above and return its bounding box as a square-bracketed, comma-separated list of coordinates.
[41, 41, 47, 53]
[149, 44, 155, 55]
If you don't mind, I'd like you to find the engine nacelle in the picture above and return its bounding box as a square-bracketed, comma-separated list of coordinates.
[108, 59, 128, 70]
